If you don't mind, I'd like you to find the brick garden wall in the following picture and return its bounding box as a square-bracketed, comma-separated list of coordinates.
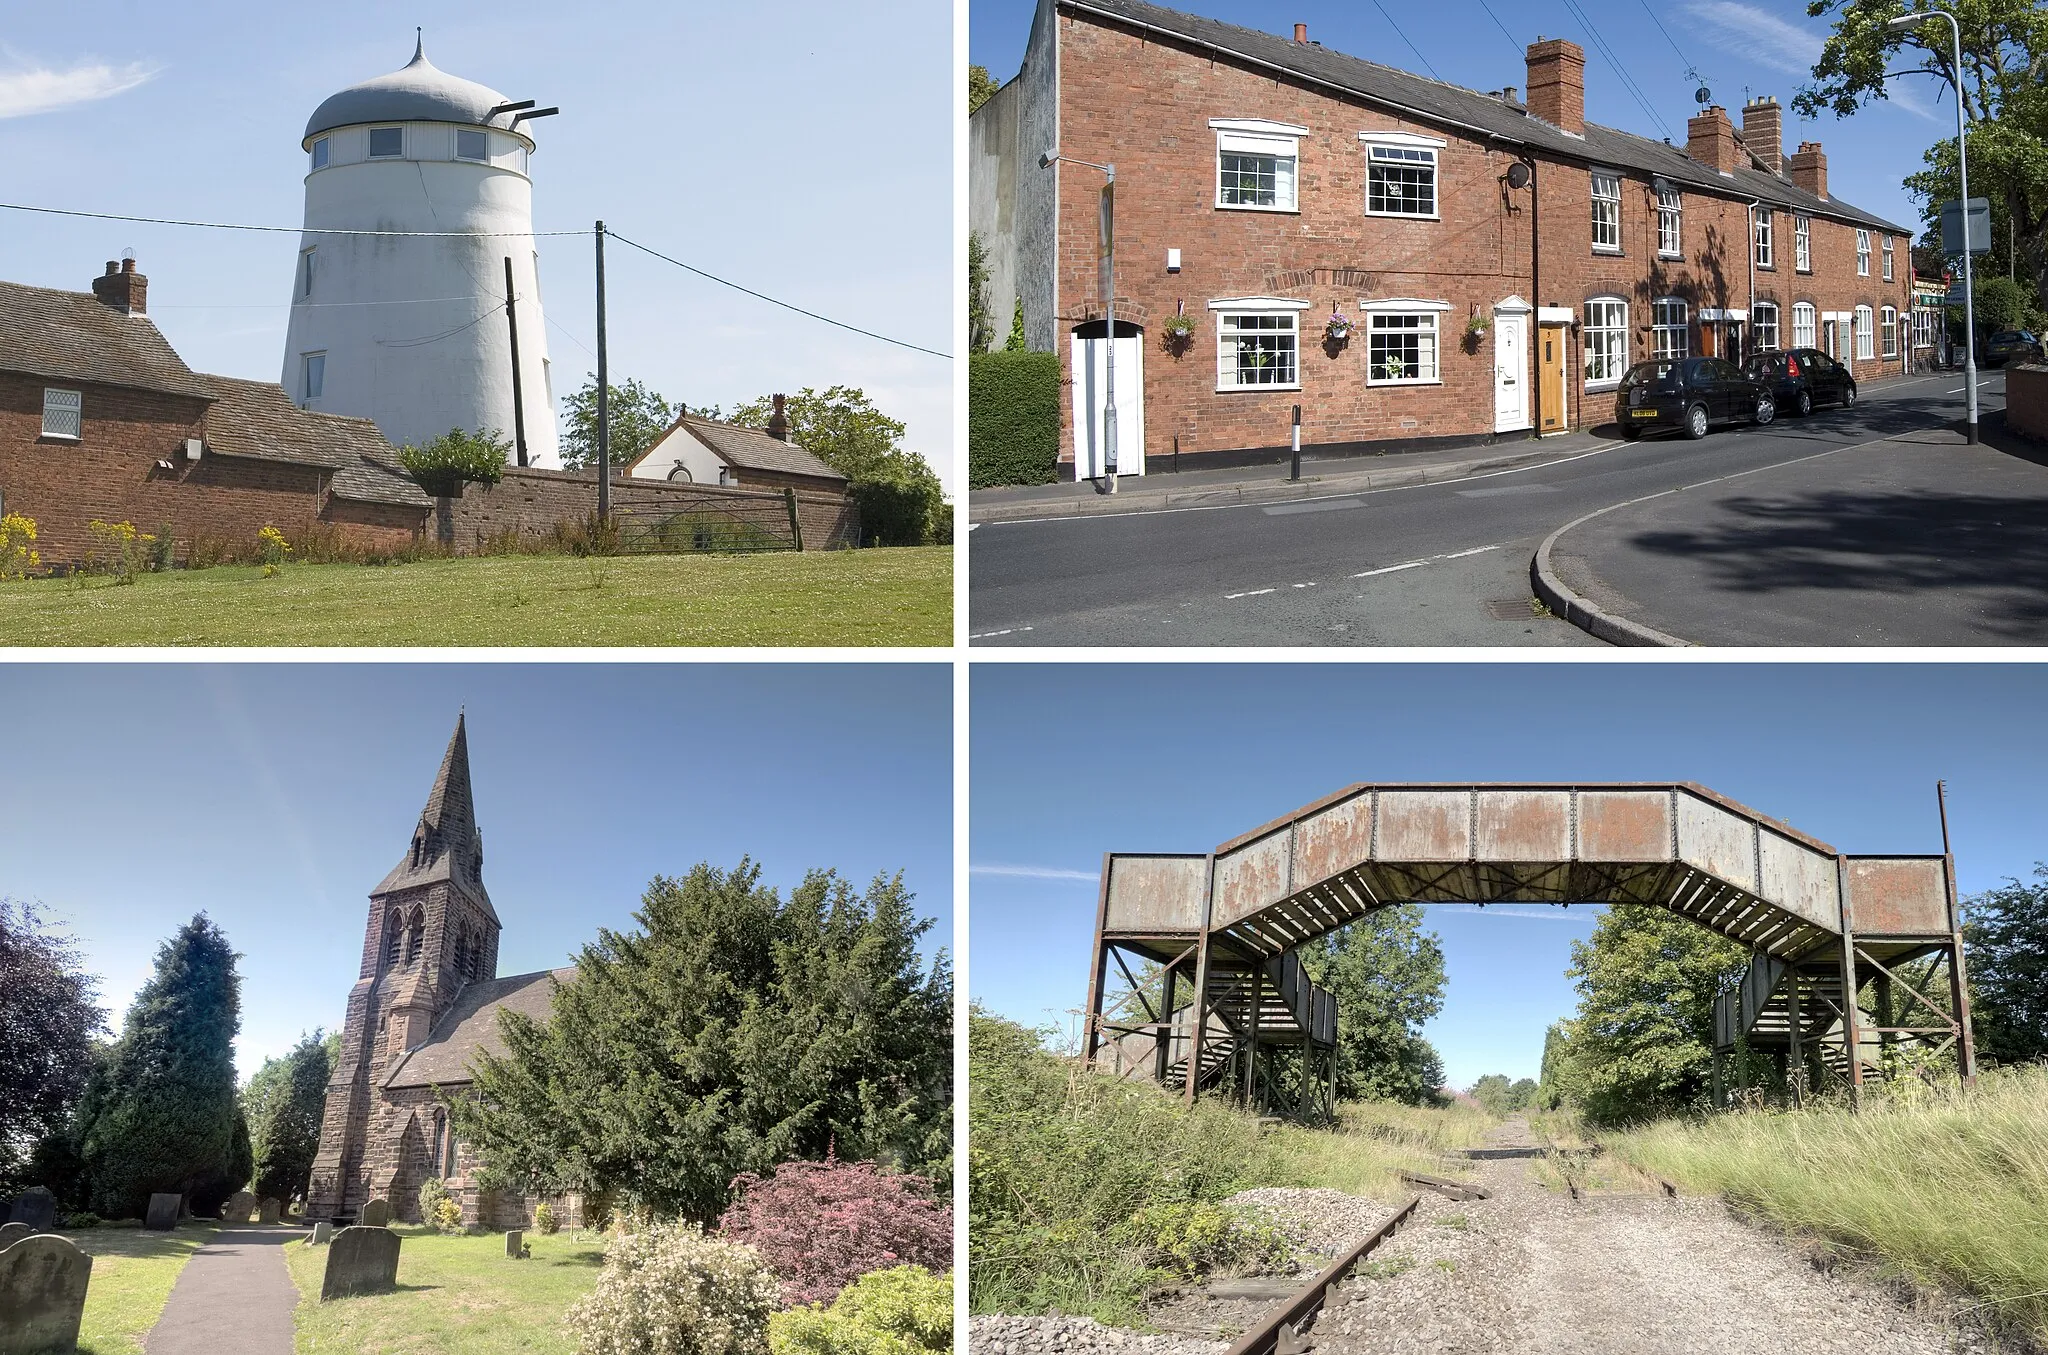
[443, 465, 859, 551]
[1051, 14, 1918, 467]
[2006, 363, 2048, 441]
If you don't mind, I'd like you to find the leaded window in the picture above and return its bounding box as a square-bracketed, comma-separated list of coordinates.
[1367, 145, 1437, 216]
[1367, 311, 1440, 384]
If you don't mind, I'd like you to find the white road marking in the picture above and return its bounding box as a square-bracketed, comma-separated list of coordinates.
[1351, 559, 1431, 578]
[968, 625, 1035, 639]
[1442, 544, 1503, 559]
[1944, 380, 1997, 393]
[1224, 587, 1278, 599]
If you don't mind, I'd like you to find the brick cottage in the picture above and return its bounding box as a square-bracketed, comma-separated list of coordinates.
[971, 0, 1929, 475]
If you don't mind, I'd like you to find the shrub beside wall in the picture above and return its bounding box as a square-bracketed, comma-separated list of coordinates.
[969, 352, 1061, 489]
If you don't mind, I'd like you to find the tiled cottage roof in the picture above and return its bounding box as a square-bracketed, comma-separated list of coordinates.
[1065, 0, 1913, 236]
[675, 416, 847, 482]
[0, 280, 216, 399]
[382, 965, 576, 1089]
[204, 377, 431, 508]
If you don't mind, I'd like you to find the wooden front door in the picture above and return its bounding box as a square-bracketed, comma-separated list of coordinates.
[1538, 323, 1568, 434]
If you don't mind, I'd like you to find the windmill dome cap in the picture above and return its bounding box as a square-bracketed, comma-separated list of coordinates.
[304, 38, 520, 141]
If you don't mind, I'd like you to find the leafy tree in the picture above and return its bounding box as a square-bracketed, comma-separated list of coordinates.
[1507, 1077, 1538, 1110]
[968, 232, 994, 356]
[75, 914, 242, 1217]
[0, 900, 106, 1191]
[1551, 907, 1748, 1126]
[559, 376, 682, 470]
[399, 427, 509, 495]
[1005, 298, 1028, 353]
[1468, 1073, 1514, 1116]
[1300, 905, 1447, 1105]
[243, 1031, 332, 1204]
[1971, 274, 2032, 332]
[968, 64, 999, 114]
[1800, 0, 2048, 312]
[189, 1108, 253, 1218]
[1963, 864, 2048, 1064]
[450, 861, 952, 1222]
[729, 387, 948, 546]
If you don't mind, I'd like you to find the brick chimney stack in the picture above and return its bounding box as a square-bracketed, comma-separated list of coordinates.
[766, 393, 790, 441]
[1525, 38, 1586, 135]
[1293, 23, 1307, 43]
[91, 258, 148, 315]
[1740, 96, 1783, 175]
[1787, 141, 1828, 200]
[1686, 106, 1741, 175]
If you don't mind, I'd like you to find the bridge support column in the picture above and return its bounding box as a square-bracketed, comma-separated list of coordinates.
[1939, 781, 1979, 1087]
[1786, 966, 1805, 1109]
[1836, 857, 1865, 1109]
[1244, 962, 1262, 1109]
[1711, 1047, 1725, 1110]
[1082, 856, 1113, 1070]
[1184, 855, 1216, 1109]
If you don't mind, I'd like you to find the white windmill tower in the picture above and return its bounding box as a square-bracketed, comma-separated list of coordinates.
[282, 34, 560, 466]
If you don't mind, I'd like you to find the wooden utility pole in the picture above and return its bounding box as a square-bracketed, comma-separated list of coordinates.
[595, 220, 610, 522]
[503, 257, 529, 467]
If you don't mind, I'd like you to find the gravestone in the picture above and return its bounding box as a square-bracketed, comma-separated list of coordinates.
[257, 1199, 281, 1225]
[309, 1221, 332, 1245]
[0, 1225, 33, 1252]
[320, 1226, 400, 1300]
[0, 1234, 92, 1355]
[357, 1198, 391, 1228]
[504, 1230, 524, 1258]
[11, 1189, 55, 1232]
[144, 1194, 182, 1232]
[226, 1191, 256, 1223]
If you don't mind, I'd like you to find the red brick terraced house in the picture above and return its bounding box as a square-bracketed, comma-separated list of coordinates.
[0, 260, 428, 565]
[970, 0, 1919, 476]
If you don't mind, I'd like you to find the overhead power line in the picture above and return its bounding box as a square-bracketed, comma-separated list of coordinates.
[607, 231, 951, 361]
[1558, 0, 1675, 139]
[1475, 0, 1525, 63]
[1371, 0, 1444, 82]
[0, 201, 588, 237]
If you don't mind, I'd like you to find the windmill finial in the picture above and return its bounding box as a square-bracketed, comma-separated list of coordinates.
[412, 27, 424, 63]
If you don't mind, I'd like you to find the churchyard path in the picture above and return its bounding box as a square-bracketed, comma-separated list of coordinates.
[145, 1224, 299, 1355]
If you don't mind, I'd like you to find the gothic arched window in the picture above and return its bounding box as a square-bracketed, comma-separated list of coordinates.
[404, 907, 425, 966]
[382, 914, 402, 970]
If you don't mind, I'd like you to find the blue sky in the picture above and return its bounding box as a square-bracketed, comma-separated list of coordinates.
[971, 0, 1951, 236]
[0, 663, 952, 1083]
[0, 0, 954, 490]
[970, 663, 2048, 1088]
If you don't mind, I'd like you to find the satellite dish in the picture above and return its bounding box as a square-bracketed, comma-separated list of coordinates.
[1695, 85, 1713, 105]
[1506, 162, 1531, 189]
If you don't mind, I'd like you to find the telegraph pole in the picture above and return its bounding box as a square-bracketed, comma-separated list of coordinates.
[503, 257, 529, 468]
[595, 220, 610, 521]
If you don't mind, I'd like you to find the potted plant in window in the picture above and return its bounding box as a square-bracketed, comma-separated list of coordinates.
[1160, 311, 1195, 356]
[1380, 352, 1409, 381]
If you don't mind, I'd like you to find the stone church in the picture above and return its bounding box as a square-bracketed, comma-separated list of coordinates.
[305, 715, 583, 1228]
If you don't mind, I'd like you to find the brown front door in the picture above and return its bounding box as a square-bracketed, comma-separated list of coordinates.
[1538, 323, 1568, 433]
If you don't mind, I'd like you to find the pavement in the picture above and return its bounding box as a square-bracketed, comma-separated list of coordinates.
[145, 1225, 300, 1355]
[968, 370, 2006, 647]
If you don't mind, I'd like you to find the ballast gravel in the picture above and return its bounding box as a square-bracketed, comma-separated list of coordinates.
[967, 1314, 1222, 1355]
[1221, 1187, 1393, 1257]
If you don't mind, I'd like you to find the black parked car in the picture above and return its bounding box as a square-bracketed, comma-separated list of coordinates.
[1983, 330, 2043, 366]
[1615, 357, 1775, 439]
[1743, 347, 1857, 417]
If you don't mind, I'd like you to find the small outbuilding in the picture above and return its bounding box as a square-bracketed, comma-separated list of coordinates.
[624, 395, 847, 496]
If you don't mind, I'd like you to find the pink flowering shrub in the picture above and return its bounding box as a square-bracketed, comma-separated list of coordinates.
[718, 1156, 952, 1307]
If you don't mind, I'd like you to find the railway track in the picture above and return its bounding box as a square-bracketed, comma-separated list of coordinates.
[1216, 1196, 1419, 1355]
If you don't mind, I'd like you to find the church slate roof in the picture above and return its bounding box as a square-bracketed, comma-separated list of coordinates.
[202, 378, 431, 509]
[1064, 0, 1912, 235]
[0, 280, 216, 400]
[382, 965, 576, 1089]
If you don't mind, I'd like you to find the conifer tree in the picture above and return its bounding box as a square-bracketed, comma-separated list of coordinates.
[76, 915, 242, 1217]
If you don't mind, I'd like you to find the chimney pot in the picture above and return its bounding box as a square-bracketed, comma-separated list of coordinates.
[1500, 86, 1518, 103]
[1525, 38, 1586, 135]
[1294, 22, 1307, 43]
[766, 393, 790, 442]
[104, 261, 118, 276]
[91, 258, 148, 315]
[122, 258, 136, 274]
[1787, 140, 1828, 199]
[1686, 105, 1741, 175]
[1740, 95, 1784, 175]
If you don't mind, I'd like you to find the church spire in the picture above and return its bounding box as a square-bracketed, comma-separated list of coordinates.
[370, 711, 496, 921]
[419, 710, 475, 840]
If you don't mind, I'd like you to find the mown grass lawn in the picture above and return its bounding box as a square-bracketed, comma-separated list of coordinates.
[282, 1227, 606, 1355]
[0, 547, 951, 647]
[69, 1223, 215, 1355]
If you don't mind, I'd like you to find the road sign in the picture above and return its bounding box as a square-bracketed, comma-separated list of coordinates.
[1940, 197, 1990, 255]
[1945, 285, 1969, 306]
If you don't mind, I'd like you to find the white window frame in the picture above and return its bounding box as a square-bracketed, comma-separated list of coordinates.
[1882, 236, 1895, 282]
[1360, 298, 1450, 387]
[1856, 229, 1871, 276]
[302, 351, 326, 402]
[368, 126, 404, 158]
[1210, 119, 1306, 214]
[1656, 185, 1682, 258]
[1583, 296, 1630, 390]
[456, 128, 489, 161]
[1913, 308, 1936, 348]
[1751, 301, 1780, 352]
[40, 387, 81, 440]
[1795, 215, 1811, 273]
[1591, 169, 1622, 253]
[1753, 209, 1774, 269]
[1881, 305, 1898, 358]
[1651, 297, 1689, 361]
[310, 137, 329, 170]
[1855, 305, 1875, 359]
[1209, 296, 1309, 391]
[1359, 130, 1446, 221]
[1793, 302, 1817, 349]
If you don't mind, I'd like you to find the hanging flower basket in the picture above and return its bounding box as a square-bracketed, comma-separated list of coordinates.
[1324, 312, 1357, 343]
[1465, 314, 1492, 336]
[1160, 312, 1196, 355]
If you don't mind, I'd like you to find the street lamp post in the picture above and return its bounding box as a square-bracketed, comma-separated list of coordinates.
[1888, 8, 1977, 443]
[1043, 150, 1120, 491]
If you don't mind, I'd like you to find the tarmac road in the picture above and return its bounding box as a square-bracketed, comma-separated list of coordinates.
[968, 370, 2007, 647]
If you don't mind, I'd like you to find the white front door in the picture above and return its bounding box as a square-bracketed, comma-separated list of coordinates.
[1493, 311, 1529, 433]
[1823, 319, 1839, 360]
[1070, 329, 1145, 479]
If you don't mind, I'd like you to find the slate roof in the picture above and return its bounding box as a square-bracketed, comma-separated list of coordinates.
[382, 966, 576, 1089]
[203, 377, 431, 508]
[663, 415, 847, 483]
[1065, 0, 1912, 235]
[0, 281, 216, 400]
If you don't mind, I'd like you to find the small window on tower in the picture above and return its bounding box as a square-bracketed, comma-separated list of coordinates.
[369, 127, 404, 158]
[310, 137, 329, 169]
[300, 248, 315, 300]
[456, 130, 488, 161]
[302, 353, 325, 402]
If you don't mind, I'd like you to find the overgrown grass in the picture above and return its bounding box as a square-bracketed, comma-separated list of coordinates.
[69, 1223, 214, 1355]
[1267, 1100, 1493, 1199]
[282, 1225, 607, 1354]
[1609, 1065, 2048, 1343]
[0, 547, 950, 646]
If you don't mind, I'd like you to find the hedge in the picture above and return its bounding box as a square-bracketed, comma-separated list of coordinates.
[969, 351, 1061, 488]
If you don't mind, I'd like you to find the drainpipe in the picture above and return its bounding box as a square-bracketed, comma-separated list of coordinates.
[1523, 154, 1541, 439]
